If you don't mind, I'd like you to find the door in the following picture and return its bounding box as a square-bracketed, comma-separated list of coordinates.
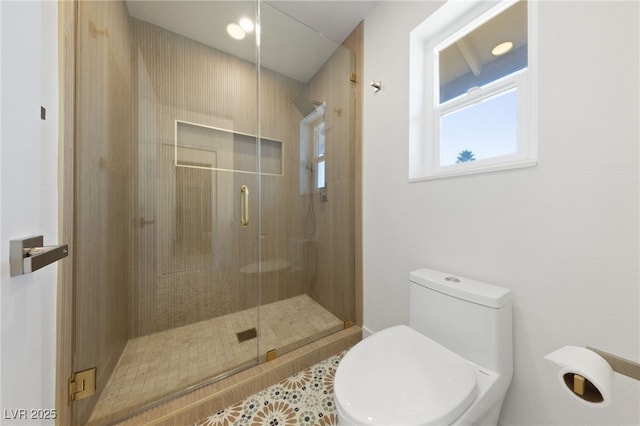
[0, 0, 61, 423]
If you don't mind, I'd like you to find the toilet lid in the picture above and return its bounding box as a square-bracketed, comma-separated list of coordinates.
[335, 325, 478, 426]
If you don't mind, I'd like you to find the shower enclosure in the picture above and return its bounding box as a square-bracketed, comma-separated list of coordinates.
[69, 1, 358, 424]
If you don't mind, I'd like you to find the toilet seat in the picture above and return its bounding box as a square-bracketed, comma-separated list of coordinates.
[335, 325, 478, 426]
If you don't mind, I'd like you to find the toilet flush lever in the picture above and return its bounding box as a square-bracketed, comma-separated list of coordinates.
[10, 235, 68, 277]
[445, 276, 461, 283]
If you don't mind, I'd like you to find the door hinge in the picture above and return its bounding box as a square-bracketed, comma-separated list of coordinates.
[266, 349, 277, 362]
[69, 367, 96, 403]
[350, 72, 357, 83]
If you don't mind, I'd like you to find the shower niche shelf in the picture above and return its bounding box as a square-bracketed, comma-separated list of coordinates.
[175, 120, 283, 176]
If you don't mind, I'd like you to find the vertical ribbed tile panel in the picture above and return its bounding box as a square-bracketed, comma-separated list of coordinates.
[128, 14, 318, 338]
[71, 2, 362, 424]
[342, 22, 365, 326]
[305, 45, 358, 324]
[74, 1, 134, 424]
[129, 17, 266, 337]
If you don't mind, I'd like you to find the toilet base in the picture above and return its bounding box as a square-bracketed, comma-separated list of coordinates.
[336, 404, 356, 426]
[450, 371, 508, 426]
[337, 400, 503, 426]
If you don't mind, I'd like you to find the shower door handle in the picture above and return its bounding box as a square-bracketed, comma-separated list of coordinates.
[241, 185, 249, 227]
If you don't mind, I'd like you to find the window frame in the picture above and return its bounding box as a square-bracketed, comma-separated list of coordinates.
[313, 120, 326, 189]
[409, 0, 537, 181]
[299, 105, 326, 194]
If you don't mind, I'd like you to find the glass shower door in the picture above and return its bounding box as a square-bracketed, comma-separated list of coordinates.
[128, 0, 263, 413]
[73, 1, 262, 423]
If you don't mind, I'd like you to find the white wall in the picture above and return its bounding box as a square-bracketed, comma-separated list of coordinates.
[0, 1, 58, 424]
[363, 1, 639, 425]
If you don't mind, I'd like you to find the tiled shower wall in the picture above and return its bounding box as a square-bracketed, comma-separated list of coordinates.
[73, 1, 358, 422]
[130, 17, 358, 336]
[130, 17, 310, 336]
[306, 44, 357, 323]
[74, 1, 134, 423]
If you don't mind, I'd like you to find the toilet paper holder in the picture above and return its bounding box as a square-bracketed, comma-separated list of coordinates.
[585, 346, 640, 382]
[562, 372, 603, 402]
[546, 345, 640, 405]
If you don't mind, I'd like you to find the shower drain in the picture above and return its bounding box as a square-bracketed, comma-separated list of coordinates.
[236, 327, 258, 343]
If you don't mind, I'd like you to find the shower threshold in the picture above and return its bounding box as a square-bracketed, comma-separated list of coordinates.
[88, 294, 343, 425]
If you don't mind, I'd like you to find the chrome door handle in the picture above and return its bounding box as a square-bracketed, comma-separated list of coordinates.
[241, 185, 249, 227]
[10, 235, 69, 276]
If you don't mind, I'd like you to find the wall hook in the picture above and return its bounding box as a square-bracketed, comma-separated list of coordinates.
[370, 81, 382, 93]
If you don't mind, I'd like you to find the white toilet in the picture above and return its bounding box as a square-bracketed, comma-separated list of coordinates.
[335, 268, 513, 425]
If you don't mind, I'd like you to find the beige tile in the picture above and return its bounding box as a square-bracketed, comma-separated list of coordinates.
[89, 295, 341, 423]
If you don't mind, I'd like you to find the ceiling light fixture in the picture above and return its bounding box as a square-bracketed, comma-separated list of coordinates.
[491, 41, 513, 56]
[239, 17, 254, 33]
[227, 23, 245, 40]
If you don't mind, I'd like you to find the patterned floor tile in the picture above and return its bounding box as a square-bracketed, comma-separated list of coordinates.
[195, 351, 347, 426]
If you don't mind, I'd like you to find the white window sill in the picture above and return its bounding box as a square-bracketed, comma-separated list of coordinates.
[409, 159, 537, 183]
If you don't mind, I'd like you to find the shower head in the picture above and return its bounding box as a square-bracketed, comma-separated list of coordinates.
[293, 92, 318, 118]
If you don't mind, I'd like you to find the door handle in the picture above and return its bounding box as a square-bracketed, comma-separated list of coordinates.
[10, 235, 68, 276]
[241, 185, 249, 227]
[138, 218, 155, 228]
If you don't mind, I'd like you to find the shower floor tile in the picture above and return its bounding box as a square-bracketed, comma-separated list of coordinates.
[194, 350, 347, 426]
[89, 294, 343, 423]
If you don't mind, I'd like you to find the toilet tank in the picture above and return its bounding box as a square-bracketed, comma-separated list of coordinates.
[409, 268, 513, 377]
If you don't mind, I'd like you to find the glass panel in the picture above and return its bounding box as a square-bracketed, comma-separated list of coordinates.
[440, 88, 518, 166]
[259, 3, 355, 360]
[73, 2, 134, 423]
[438, 0, 527, 103]
[74, 1, 260, 423]
[133, 0, 263, 409]
[74, 0, 357, 423]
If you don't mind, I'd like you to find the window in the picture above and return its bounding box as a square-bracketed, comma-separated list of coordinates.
[314, 121, 326, 189]
[409, 0, 537, 180]
[299, 105, 326, 194]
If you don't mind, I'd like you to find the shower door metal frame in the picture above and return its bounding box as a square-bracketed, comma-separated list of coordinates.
[57, 0, 78, 424]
